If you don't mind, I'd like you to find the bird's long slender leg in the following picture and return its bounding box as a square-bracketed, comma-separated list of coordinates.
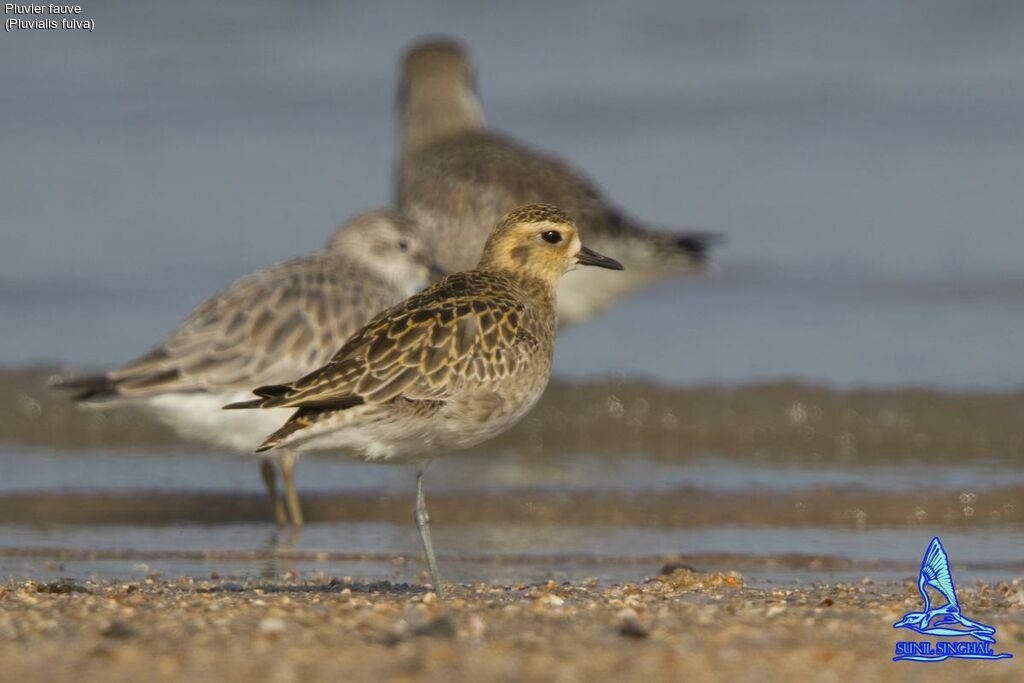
[414, 464, 444, 598]
[259, 458, 288, 526]
[280, 450, 304, 527]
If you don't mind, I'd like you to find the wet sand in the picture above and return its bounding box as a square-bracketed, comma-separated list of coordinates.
[8, 366, 1024, 461]
[1, 570, 1021, 682]
[1, 484, 1020, 527]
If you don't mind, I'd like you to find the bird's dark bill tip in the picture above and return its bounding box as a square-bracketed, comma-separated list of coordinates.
[577, 245, 624, 270]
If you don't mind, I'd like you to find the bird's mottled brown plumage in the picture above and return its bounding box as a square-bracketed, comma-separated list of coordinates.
[251, 271, 539, 406]
[54, 209, 442, 526]
[241, 268, 551, 450]
[396, 38, 718, 324]
[61, 210, 439, 401]
[226, 203, 618, 456]
[226, 202, 622, 596]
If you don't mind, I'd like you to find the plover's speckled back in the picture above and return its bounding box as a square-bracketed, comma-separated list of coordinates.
[396, 38, 718, 325]
[226, 204, 623, 596]
[56, 210, 443, 526]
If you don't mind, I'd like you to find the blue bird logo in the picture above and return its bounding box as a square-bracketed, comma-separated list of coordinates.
[892, 537, 1012, 662]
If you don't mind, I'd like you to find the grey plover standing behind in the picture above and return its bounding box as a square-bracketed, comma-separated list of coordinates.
[56, 210, 443, 527]
[395, 38, 718, 325]
[225, 204, 623, 596]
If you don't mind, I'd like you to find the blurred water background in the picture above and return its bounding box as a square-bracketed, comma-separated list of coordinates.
[1, 0, 1023, 584]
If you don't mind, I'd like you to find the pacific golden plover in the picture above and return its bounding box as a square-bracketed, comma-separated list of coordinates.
[226, 204, 623, 596]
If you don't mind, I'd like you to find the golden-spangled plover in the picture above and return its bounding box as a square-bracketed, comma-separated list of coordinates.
[57, 210, 443, 527]
[396, 38, 717, 325]
[226, 204, 623, 596]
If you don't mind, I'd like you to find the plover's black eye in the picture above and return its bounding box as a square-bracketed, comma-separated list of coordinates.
[541, 230, 562, 244]
[398, 240, 410, 252]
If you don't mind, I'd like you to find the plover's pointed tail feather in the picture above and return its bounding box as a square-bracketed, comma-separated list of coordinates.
[254, 384, 291, 399]
[223, 385, 364, 411]
[222, 397, 267, 410]
[50, 374, 119, 402]
[602, 227, 722, 274]
[51, 366, 196, 405]
[253, 403, 363, 452]
[601, 209, 722, 271]
[223, 383, 297, 409]
[254, 410, 311, 452]
[670, 231, 723, 264]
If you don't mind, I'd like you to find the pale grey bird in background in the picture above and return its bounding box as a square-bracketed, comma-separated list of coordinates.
[225, 204, 624, 596]
[396, 38, 718, 325]
[56, 209, 444, 527]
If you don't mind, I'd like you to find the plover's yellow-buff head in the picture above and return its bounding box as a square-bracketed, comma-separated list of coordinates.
[326, 209, 445, 292]
[477, 204, 623, 286]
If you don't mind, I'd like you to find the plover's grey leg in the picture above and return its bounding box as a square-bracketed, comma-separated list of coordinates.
[415, 463, 444, 598]
[280, 451, 304, 527]
[260, 458, 288, 526]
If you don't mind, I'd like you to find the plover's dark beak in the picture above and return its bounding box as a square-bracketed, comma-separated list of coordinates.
[576, 245, 624, 270]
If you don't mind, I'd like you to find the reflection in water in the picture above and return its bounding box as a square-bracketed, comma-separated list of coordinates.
[259, 526, 304, 578]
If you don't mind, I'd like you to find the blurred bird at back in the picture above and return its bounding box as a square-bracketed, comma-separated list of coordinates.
[396, 37, 718, 325]
[55, 209, 443, 527]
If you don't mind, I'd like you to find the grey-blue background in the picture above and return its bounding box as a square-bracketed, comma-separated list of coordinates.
[4, 0, 1023, 388]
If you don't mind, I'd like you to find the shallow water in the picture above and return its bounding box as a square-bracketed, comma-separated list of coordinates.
[2, 522, 1022, 587]
[1, 437, 1021, 584]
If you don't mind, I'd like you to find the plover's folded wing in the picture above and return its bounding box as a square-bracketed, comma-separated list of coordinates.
[229, 271, 528, 411]
[71, 255, 392, 400]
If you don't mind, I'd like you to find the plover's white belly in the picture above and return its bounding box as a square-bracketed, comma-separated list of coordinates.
[285, 379, 549, 465]
[143, 392, 294, 453]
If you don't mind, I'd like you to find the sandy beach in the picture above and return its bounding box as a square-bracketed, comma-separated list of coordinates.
[1, 569, 1021, 682]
